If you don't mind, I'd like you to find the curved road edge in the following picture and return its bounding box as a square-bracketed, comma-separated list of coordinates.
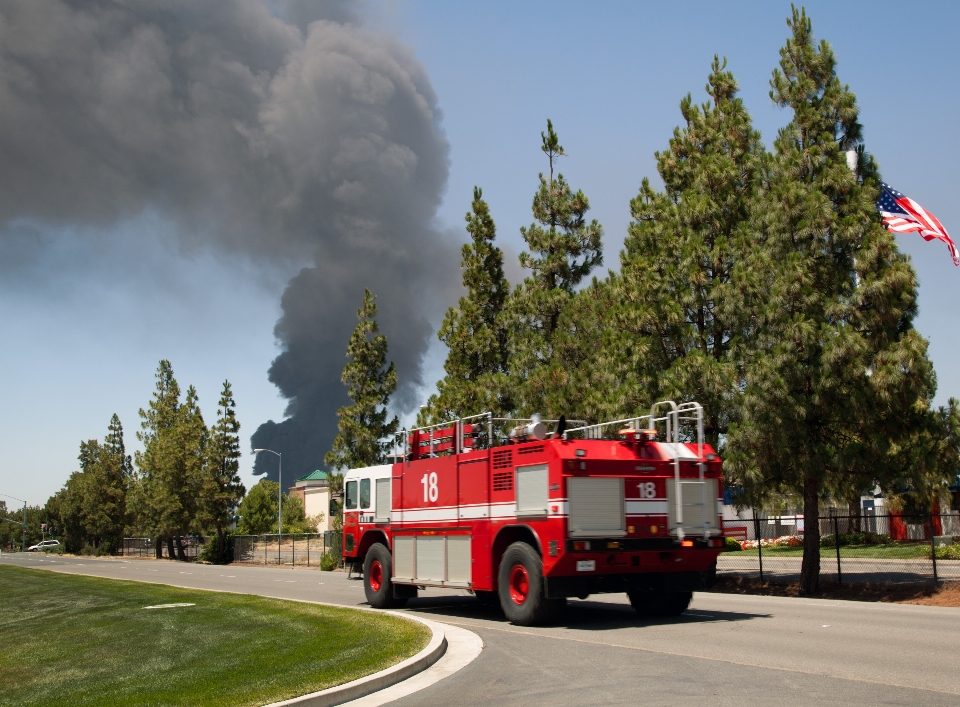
[263, 612, 483, 707]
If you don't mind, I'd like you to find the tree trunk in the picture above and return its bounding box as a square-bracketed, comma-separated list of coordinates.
[166, 536, 176, 559]
[848, 496, 862, 534]
[799, 474, 820, 596]
[155, 537, 163, 559]
[216, 528, 225, 565]
[175, 536, 187, 562]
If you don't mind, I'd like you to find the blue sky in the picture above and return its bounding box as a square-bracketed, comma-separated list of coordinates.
[2, 0, 958, 506]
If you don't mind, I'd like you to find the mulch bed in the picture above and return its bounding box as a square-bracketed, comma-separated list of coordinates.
[707, 574, 960, 607]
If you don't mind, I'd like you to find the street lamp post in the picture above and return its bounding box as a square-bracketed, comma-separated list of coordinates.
[253, 449, 282, 537]
[1, 493, 28, 553]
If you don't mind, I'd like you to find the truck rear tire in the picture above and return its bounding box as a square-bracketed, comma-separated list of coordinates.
[628, 589, 692, 617]
[498, 542, 565, 626]
[363, 543, 407, 609]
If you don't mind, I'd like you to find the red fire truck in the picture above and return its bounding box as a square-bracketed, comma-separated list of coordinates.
[341, 401, 726, 625]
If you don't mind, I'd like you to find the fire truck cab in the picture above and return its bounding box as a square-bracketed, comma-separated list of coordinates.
[341, 401, 726, 626]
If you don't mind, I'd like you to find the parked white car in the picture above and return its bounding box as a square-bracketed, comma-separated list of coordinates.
[27, 540, 60, 552]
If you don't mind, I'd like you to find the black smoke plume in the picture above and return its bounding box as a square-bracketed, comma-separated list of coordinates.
[0, 0, 457, 488]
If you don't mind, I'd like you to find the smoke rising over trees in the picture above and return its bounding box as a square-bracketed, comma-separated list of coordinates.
[0, 0, 457, 486]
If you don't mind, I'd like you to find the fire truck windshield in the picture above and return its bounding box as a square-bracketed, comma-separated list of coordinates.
[359, 478, 371, 508]
[345, 480, 357, 510]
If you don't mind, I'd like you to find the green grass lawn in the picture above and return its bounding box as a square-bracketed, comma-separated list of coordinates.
[729, 543, 931, 559]
[0, 566, 429, 707]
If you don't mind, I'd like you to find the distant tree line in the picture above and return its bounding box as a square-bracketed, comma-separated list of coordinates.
[329, 8, 960, 596]
[31, 361, 321, 561]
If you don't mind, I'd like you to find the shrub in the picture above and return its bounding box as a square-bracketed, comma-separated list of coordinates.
[723, 537, 743, 552]
[319, 550, 339, 571]
[821, 532, 891, 548]
[199, 534, 235, 564]
[935, 544, 960, 560]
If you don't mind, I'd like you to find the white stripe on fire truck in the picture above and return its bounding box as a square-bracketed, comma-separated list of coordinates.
[391, 501, 571, 524]
[624, 500, 669, 515]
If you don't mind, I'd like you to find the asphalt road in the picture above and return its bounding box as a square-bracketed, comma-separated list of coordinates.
[4, 553, 959, 706]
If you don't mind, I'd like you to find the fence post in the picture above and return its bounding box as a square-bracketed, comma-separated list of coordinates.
[307, 534, 310, 567]
[292, 535, 296, 568]
[753, 510, 763, 582]
[834, 513, 842, 584]
[931, 513, 939, 584]
[263, 535, 266, 565]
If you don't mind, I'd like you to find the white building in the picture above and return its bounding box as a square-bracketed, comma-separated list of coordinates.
[288, 470, 334, 532]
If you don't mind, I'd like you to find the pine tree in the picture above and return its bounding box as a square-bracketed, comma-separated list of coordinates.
[601, 57, 763, 445]
[725, 7, 939, 595]
[325, 290, 399, 470]
[419, 187, 511, 424]
[100, 414, 133, 549]
[175, 385, 207, 560]
[75, 414, 132, 552]
[132, 360, 206, 560]
[57, 472, 88, 552]
[506, 119, 603, 415]
[198, 380, 246, 562]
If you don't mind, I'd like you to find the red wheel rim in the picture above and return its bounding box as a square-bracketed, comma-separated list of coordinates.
[509, 564, 530, 605]
[369, 560, 383, 592]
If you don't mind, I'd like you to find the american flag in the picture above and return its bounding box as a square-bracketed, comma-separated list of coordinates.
[877, 182, 958, 266]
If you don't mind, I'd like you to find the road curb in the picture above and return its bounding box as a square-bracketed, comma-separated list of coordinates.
[261, 612, 448, 707]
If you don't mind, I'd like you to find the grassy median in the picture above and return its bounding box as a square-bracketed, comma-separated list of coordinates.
[732, 544, 932, 558]
[0, 565, 429, 707]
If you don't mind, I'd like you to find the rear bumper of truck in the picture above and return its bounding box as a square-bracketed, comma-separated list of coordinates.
[542, 546, 720, 598]
[544, 568, 713, 599]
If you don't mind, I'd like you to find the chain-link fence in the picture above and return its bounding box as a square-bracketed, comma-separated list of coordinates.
[718, 512, 960, 585]
[232, 532, 339, 567]
[121, 537, 202, 560]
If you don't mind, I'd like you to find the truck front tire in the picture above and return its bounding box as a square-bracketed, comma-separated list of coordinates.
[498, 542, 565, 626]
[363, 543, 408, 609]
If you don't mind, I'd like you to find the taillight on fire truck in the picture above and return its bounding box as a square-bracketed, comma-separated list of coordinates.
[572, 541, 591, 551]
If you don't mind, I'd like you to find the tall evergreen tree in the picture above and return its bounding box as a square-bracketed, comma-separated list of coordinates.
[198, 380, 245, 563]
[78, 414, 132, 552]
[506, 119, 603, 415]
[57, 472, 88, 552]
[54, 414, 132, 553]
[725, 7, 939, 595]
[176, 384, 207, 560]
[325, 290, 399, 470]
[132, 360, 206, 560]
[601, 57, 763, 446]
[419, 187, 511, 424]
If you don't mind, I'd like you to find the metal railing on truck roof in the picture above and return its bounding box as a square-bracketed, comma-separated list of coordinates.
[563, 401, 712, 542]
[393, 412, 587, 459]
